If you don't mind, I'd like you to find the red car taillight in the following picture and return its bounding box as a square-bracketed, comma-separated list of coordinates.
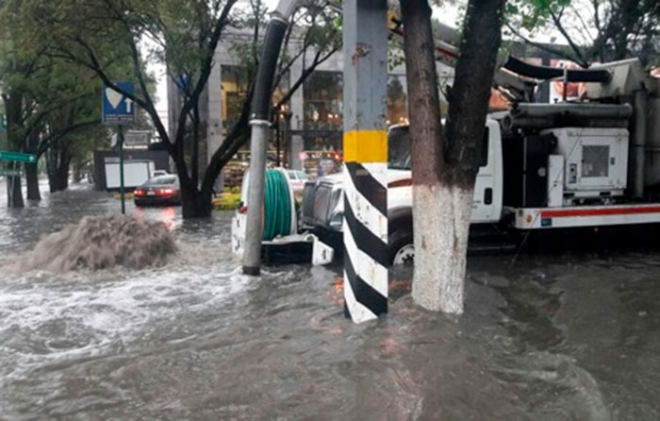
[156, 188, 176, 196]
[134, 189, 145, 196]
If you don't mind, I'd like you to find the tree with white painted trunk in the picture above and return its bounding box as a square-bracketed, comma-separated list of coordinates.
[399, 0, 505, 314]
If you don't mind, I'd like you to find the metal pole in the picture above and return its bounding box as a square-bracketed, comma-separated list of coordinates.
[118, 125, 126, 215]
[276, 111, 281, 167]
[243, 120, 270, 275]
[241, 9, 291, 276]
[342, 0, 389, 324]
[284, 112, 292, 168]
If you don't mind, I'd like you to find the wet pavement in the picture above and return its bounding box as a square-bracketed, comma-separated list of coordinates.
[1, 181, 660, 420]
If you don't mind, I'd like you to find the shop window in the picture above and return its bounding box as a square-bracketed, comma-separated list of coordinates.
[304, 71, 343, 131]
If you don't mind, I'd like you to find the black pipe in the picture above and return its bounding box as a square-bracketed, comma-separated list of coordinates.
[503, 56, 611, 83]
[502, 103, 633, 132]
[511, 103, 633, 118]
[502, 116, 629, 132]
[250, 19, 288, 121]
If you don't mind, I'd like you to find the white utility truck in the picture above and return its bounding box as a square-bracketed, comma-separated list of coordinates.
[301, 59, 660, 265]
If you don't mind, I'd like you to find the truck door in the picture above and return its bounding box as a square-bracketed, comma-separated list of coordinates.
[471, 121, 501, 223]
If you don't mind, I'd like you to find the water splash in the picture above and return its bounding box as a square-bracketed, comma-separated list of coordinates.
[16, 215, 177, 273]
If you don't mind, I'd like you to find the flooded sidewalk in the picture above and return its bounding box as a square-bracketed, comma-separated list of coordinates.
[1, 186, 659, 420]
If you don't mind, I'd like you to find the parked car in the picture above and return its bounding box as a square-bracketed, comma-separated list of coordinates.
[286, 170, 311, 198]
[133, 175, 181, 207]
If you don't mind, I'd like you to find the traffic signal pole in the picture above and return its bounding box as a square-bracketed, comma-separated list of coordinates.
[118, 125, 126, 215]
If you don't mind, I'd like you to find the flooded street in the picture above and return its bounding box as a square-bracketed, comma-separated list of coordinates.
[1, 183, 660, 420]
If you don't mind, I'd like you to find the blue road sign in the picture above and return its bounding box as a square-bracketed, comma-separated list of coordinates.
[102, 82, 135, 126]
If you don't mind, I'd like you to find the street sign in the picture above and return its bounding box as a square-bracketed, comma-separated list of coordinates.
[102, 82, 135, 126]
[124, 130, 151, 147]
[0, 169, 21, 177]
[0, 151, 37, 163]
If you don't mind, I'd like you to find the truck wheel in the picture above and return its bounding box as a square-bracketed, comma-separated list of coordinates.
[389, 228, 414, 266]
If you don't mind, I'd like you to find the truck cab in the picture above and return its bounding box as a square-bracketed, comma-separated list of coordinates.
[301, 119, 504, 265]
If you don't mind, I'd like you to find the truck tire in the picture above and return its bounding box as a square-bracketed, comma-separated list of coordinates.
[388, 227, 414, 266]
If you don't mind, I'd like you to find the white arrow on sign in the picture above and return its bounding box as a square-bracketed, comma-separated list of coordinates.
[125, 98, 133, 113]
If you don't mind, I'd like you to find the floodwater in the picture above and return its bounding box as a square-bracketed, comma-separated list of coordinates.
[1, 181, 660, 420]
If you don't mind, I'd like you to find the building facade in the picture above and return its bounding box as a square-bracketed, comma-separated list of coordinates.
[168, 29, 455, 187]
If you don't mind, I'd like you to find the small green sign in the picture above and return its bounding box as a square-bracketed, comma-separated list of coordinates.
[0, 151, 36, 163]
[1, 115, 6, 130]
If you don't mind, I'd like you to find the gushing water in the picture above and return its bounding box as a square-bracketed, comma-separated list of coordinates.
[15, 215, 177, 273]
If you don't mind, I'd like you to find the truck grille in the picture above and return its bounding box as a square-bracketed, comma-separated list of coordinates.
[314, 185, 333, 222]
[301, 181, 341, 227]
[302, 182, 316, 220]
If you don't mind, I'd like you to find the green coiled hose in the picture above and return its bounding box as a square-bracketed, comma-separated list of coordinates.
[262, 169, 292, 241]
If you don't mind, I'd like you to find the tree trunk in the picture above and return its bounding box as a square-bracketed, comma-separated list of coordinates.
[174, 154, 213, 218]
[4, 91, 25, 208]
[60, 160, 70, 191]
[411, 184, 473, 313]
[57, 156, 71, 191]
[73, 165, 82, 183]
[191, 105, 200, 189]
[6, 174, 24, 208]
[25, 162, 41, 201]
[181, 184, 214, 218]
[49, 168, 69, 192]
[48, 170, 59, 193]
[48, 149, 70, 193]
[401, 0, 504, 314]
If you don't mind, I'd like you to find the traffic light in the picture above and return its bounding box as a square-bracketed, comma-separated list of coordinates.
[1, 115, 6, 130]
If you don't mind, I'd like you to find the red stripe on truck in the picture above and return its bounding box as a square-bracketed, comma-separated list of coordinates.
[542, 206, 660, 218]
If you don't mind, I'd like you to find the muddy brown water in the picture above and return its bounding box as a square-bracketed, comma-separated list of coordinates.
[1, 183, 659, 420]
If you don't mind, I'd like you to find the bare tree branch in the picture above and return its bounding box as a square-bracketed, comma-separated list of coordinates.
[37, 118, 101, 156]
[549, 9, 589, 67]
[505, 23, 585, 66]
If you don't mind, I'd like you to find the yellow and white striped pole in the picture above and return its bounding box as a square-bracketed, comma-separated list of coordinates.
[342, 0, 388, 323]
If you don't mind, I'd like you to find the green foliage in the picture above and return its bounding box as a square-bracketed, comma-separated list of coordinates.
[9, 0, 344, 215]
[0, 0, 132, 157]
[500, 0, 568, 33]
[212, 192, 241, 210]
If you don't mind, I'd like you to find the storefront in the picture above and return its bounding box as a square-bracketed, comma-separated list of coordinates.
[217, 67, 411, 185]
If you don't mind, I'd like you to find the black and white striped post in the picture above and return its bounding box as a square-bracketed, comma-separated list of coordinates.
[342, 0, 389, 324]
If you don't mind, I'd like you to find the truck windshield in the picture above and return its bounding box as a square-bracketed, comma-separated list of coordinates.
[388, 127, 411, 170]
